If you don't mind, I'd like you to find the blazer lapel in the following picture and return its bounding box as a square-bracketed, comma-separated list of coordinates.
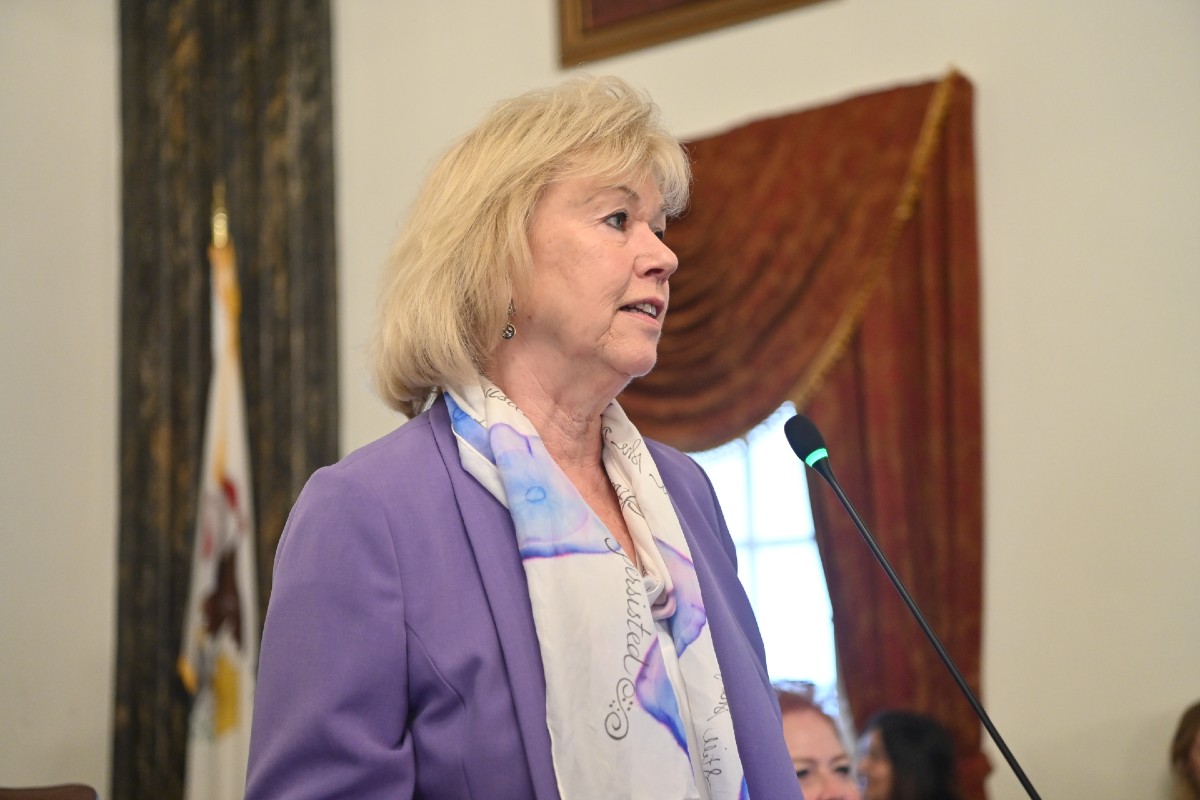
[427, 398, 559, 800]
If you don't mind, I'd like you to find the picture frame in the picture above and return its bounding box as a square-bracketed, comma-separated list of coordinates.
[559, 0, 830, 66]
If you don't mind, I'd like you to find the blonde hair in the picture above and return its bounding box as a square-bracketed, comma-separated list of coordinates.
[370, 75, 691, 417]
[776, 682, 841, 730]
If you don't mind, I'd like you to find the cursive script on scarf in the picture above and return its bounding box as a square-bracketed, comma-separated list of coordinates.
[701, 681, 730, 788]
[602, 536, 655, 739]
[603, 424, 646, 473]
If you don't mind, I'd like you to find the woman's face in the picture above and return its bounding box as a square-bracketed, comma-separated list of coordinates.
[518, 174, 677, 394]
[857, 729, 893, 800]
[782, 708, 862, 800]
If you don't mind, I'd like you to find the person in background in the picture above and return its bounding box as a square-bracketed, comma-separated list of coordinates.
[1171, 700, 1200, 800]
[777, 683, 862, 800]
[857, 709, 961, 800]
[244, 75, 803, 799]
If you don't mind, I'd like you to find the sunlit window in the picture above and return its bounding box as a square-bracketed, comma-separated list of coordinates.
[689, 402, 839, 693]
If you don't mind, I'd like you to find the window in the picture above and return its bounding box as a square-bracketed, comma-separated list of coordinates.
[689, 402, 839, 692]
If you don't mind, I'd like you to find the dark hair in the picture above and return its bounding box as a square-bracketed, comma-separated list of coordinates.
[1172, 700, 1200, 800]
[864, 710, 961, 800]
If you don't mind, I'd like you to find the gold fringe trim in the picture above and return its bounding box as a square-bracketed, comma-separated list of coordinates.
[788, 69, 961, 412]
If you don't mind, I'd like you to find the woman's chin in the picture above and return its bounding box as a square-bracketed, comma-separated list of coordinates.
[620, 351, 659, 381]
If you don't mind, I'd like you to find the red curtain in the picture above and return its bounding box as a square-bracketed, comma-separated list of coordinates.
[622, 72, 989, 798]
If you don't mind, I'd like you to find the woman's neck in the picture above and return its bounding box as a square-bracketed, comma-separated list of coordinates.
[499, 380, 606, 470]
[487, 354, 628, 470]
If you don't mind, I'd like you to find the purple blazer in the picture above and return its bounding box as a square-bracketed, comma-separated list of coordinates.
[245, 396, 803, 799]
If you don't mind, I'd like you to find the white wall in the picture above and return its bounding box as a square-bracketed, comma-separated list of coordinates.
[0, 0, 119, 793]
[2, 0, 1196, 797]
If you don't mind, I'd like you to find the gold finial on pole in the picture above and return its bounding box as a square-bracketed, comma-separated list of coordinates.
[208, 177, 241, 344]
[212, 179, 229, 249]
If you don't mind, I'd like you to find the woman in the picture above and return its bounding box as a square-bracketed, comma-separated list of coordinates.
[857, 710, 960, 800]
[245, 76, 802, 799]
[777, 684, 862, 800]
[1172, 700, 1200, 800]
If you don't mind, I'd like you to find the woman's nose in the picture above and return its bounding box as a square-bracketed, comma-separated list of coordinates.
[804, 776, 838, 800]
[635, 224, 678, 280]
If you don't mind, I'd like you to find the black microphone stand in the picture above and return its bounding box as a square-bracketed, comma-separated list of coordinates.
[786, 415, 1042, 800]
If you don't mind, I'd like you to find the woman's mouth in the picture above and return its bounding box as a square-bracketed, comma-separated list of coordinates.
[620, 301, 660, 319]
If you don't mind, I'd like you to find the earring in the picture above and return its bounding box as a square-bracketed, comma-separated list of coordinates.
[501, 300, 516, 340]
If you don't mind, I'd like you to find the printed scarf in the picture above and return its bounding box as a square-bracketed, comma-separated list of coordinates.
[445, 381, 748, 800]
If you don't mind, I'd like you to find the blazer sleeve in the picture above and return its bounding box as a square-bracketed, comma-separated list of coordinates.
[245, 464, 414, 800]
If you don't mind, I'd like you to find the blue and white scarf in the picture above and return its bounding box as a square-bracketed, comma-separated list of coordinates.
[446, 380, 748, 800]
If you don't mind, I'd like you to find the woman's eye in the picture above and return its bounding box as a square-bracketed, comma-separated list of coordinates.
[652, 227, 665, 241]
[604, 211, 628, 230]
[835, 765, 853, 777]
[795, 768, 810, 780]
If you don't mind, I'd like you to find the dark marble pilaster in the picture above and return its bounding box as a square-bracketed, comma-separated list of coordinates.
[114, 2, 337, 797]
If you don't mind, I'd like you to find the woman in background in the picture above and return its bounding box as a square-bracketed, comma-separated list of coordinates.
[1172, 700, 1200, 800]
[777, 684, 861, 800]
[857, 710, 961, 800]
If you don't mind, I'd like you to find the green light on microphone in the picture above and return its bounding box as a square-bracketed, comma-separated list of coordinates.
[804, 448, 828, 468]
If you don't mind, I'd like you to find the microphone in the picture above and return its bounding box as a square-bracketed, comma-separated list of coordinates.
[784, 414, 1042, 800]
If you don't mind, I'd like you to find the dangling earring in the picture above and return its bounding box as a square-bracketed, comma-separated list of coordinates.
[501, 300, 516, 340]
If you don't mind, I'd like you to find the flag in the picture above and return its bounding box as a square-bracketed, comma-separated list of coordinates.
[178, 204, 259, 800]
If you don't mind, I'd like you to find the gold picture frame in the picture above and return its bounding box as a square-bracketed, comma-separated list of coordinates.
[559, 0, 830, 66]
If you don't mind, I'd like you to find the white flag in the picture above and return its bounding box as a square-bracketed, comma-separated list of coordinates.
[178, 227, 259, 800]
